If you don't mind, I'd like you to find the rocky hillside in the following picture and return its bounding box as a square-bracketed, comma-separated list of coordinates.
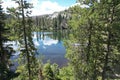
[31, 3, 82, 31]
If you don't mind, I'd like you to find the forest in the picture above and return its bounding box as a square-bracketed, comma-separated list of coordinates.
[0, 0, 120, 80]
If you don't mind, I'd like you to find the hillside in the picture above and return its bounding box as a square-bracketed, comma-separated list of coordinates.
[31, 3, 82, 31]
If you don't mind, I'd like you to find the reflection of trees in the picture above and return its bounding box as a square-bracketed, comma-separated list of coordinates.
[35, 29, 69, 42]
[52, 29, 69, 41]
[32, 11, 71, 41]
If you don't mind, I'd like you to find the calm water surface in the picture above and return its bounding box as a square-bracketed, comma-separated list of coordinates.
[33, 32, 67, 66]
[10, 31, 68, 70]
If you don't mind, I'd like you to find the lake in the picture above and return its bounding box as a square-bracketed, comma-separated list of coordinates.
[10, 31, 68, 70]
[33, 31, 68, 66]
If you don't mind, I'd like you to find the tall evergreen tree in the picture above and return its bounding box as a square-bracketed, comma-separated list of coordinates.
[8, 0, 38, 80]
[67, 0, 120, 80]
[97, 0, 120, 79]
[0, 1, 14, 80]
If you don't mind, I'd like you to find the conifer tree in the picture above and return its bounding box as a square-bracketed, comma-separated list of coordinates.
[67, 0, 120, 80]
[8, 0, 38, 80]
[0, 1, 14, 80]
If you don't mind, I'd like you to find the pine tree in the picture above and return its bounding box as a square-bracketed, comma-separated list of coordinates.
[43, 63, 54, 80]
[0, 1, 14, 80]
[67, 0, 120, 79]
[97, 0, 120, 79]
[8, 0, 38, 80]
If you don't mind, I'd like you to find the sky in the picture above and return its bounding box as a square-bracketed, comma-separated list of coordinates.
[2, 0, 76, 16]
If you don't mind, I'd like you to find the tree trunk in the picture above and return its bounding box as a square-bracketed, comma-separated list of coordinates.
[21, 0, 31, 80]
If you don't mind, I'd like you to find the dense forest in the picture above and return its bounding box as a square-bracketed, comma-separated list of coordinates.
[0, 0, 120, 80]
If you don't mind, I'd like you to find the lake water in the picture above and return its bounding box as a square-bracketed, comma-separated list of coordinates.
[10, 31, 68, 70]
[33, 32, 67, 66]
